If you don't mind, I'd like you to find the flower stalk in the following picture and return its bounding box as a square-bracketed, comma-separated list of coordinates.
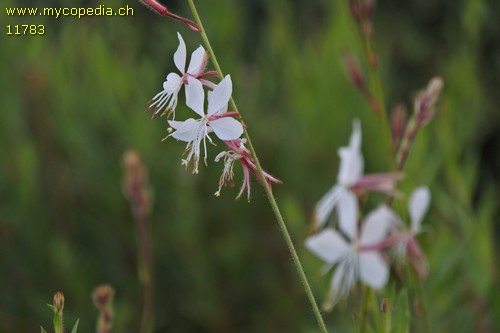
[122, 151, 154, 333]
[52, 292, 65, 333]
[349, 0, 393, 167]
[185, 1, 328, 331]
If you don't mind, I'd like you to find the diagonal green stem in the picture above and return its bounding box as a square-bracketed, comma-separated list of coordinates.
[186, 1, 328, 332]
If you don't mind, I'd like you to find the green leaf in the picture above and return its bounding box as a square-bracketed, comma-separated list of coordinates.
[71, 319, 80, 333]
[393, 290, 410, 333]
[46, 304, 57, 313]
[40, 326, 47, 333]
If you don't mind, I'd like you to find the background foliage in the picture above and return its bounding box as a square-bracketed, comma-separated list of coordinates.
[1, 0, 499, 332]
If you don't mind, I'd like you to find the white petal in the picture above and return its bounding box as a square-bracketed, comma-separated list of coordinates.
[187, 46, 205, 74]
[409, 186, 431, 233]
[207, 75, 232, 115]
[360, 205, 393, 246]
[325, 261, 355, 309]
[173, 32, 187, 73]
[163, 73, 182, 91]
[209, 117, 243, 140]
[313, 185, 341, 228]
[304, 228, 351, 265]
[185, 77, 205, 117]
[359, 252, 388, 289]
[337, 189, 358, 240]
[337, 120, 364, 185]
[168, 119, 199, 142]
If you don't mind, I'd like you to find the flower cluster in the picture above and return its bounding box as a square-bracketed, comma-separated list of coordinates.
[306, 120, 431, 309]
[146, 33, 280, 201]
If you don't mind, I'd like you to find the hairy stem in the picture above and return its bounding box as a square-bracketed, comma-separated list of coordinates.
[186, 1, 328, 332]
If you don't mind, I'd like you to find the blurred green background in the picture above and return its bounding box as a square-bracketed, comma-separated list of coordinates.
[1, 0, 499, 332]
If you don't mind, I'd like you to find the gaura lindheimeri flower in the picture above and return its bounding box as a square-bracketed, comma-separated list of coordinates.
[146, 33, 217, 119]
[391, 186, 431, 278]
[313, 120, 402, 235]
[306, 205, 394, 309]
[214, 139, 282, 201]
[168, 75, 243, 173]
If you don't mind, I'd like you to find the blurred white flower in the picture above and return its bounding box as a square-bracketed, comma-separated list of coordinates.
[392, 186, 431, 277]
[306, 205, 393, 309]
[168, 75, 243, 173]
[313, 120, 401, 234]
[146, 32, 208, 119]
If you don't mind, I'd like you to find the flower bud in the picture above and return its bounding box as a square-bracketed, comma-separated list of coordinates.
[139, 0, 201, 32]
[53, 291, 65, 315]
[414, 76, 444, 126]
[93, 284, 115, 333]
[343, 52, 365, 91]
[122, 150, 151, 219]
[380, 297, 388, 314]
[93, 284, 115, 310]
[51, 291, 65, 333]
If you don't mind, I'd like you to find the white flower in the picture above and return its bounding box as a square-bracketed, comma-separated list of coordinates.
[147, 32, 207, 119]
[392, 186, 431, 277]
[168, 75, 243, 173]
[313, 120, 363, 237]
[313, 120, 401, 234]
[305, 205, 393, 309]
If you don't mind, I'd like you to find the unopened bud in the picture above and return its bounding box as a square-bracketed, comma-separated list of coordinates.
[53, 291, 65, 315]
[349, 0, 363, 21]
[414, 76, 444, 126]
[380, 297, 388, 314]
[342, 51, 366, 91]
[362, 0, 376, 17]
[93, 284, 115, 333]
[92, 284, 115, 310]
[122, 150, 150, 209]
[139, 0, 201, 32]
[349, 0, 375, 23]
[391, 104, 407, 148]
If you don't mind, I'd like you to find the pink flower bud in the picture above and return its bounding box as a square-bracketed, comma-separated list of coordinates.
[139, 0, 201, 32]
[343, 51, 365, 91]
[414, 76, 444, 126]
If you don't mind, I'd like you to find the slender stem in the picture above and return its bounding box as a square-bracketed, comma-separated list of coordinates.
[358, 287, 371, 333]
[186, 1, 328, 332]
[353, 5, 393, 168]
[406, 264, 431, 333]
[137, 215, 154, 333]
[369, 289, 384, 333]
